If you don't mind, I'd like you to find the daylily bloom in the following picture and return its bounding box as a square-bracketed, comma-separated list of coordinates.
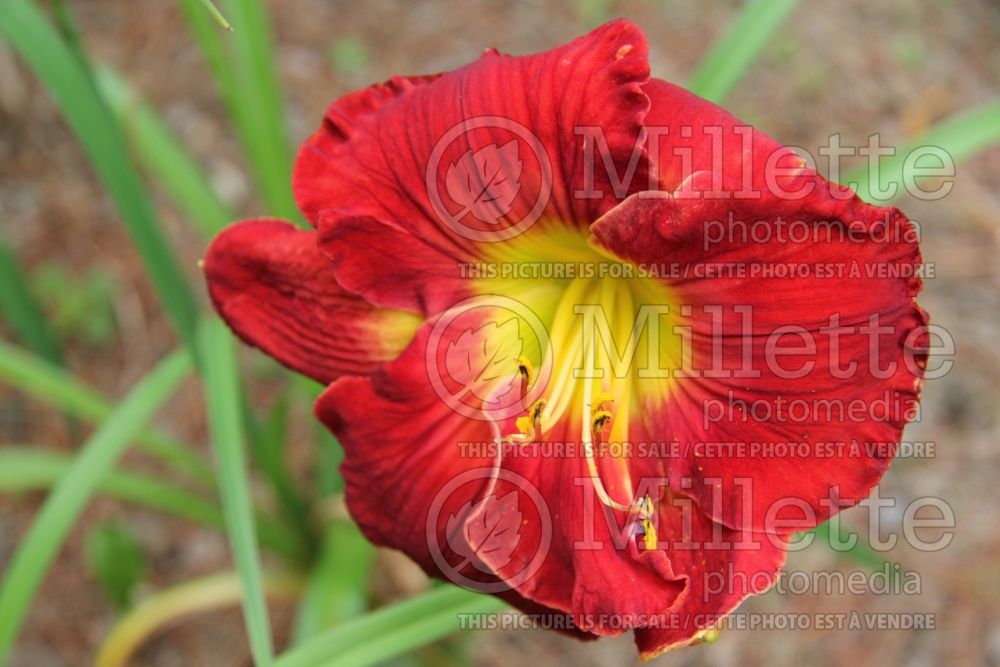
[204, 20, 928, 657]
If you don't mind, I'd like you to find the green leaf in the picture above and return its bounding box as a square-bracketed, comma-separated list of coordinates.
[687, 0, 800, 104]
[0, 447, 304, 560]
[291, 520, 375, 644]
[291, 375, 372, 644]
[275, 586, 508, 667]
[0, 349, 192, 661]
[294, 375, 344, 497]
[200, 319, 275, 665]
[244, 389, 314, 549]
[85, 521, 148, 611]
[95, 66, 234, 239]
[199, 0, 233, 30]
[178, 0, 301, 222]
[221, 0, 297, 219]
[0, 338, 212, 486]
[0, 236, 62, 365]
[0, 0, 201, 357]
[843, 99, 1000, 204]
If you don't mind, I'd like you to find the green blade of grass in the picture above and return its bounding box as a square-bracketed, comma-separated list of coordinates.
[844, 99, 1000, 204]
[0, 447, 304, 560]
[200, 318, 274, 665]
[0, 338, 212, 485]
[221, 0, 297, 219]
[291, 519, 375, 644]
[95, 66, 234, 239]
[0, 0, 200, 357]
[200, 0, 233, 31]
[0, 236, 62, 365]
[178, 0, 240, 120]
[243, 389, 316, 554]
[0, 349, 192, 661]
[178, 0, 301, 222]
[290, 378, 373, 645]
[687, 0, 799, 104]
[275, 586, 508, 667]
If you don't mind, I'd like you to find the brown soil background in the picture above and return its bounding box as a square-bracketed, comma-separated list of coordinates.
[1, 1, 999, 666]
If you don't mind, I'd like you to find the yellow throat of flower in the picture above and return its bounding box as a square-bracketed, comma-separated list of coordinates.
[474, 220, 684, 463]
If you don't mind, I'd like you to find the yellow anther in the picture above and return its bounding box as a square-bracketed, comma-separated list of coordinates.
[638, 494, 654, 517]
[637, 494, 657, 549]
[642, 518, 657, 550]
[592, 391, 615, 408]
[515, 415, 533, 435]
[591, 409, 614, 437]
[502, 399, 546, 445]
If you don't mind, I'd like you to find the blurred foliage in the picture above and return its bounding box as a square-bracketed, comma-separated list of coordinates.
[31, 263, 116, 347]
[330, 37, 370, 75]
[85, 521, 148, 611]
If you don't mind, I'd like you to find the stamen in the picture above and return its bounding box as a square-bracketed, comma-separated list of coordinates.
[637, 494, 657, 550]
[592, 391, 615, 408]
[591, 409, 613, 437]
[528, 398, 546, 422]
[502, 398, 546, 445]
[581, 392, 632, 512]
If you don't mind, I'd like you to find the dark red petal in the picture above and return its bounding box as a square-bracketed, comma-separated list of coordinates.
[203, 219, 420, 385]
[317, 365, 596, 637]
[294, 20, 652, 314]
[316, 214, 476, 315]
[641, 77, 801, 193]
[591, 174, 928, 533]
[315, 319, 597, 640]
[315, 317, 508, 573]
[317, 312, 686, 632]
[480, 435, 685, 635]
[633, 500, 787, 658]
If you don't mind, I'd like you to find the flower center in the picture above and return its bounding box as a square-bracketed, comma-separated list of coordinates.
[472, 221, 684, 521]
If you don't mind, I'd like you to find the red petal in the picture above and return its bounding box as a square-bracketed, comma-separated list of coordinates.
[317, 312, 687, 633]
[315, 317, 507, 575]
[634, 499, 787, 658]
[641, 77, 801, 192]
[318, 364, 595, 635]
[294, 20, 652, 314]
[486, 446, 686, 635]
[204, 219, 420, 385]
[316, 214, 476, 315]
[591, 174, 928, 533]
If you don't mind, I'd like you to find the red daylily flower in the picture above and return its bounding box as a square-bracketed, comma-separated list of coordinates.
[204, 21, 928, 657]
